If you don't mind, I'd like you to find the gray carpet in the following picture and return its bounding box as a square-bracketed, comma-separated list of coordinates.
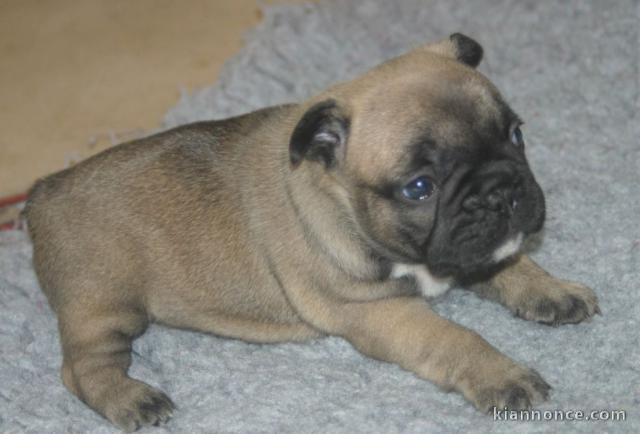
[1, 1, 639, 433]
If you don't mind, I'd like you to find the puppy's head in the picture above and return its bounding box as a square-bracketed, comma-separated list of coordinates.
[289, 34, 545, 279]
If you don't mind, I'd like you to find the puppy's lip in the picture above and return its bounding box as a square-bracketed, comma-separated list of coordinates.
[426, 228, 523, 277]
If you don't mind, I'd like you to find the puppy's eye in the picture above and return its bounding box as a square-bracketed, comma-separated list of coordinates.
[401, 176, 435, 201]
[511, 126, 524, 147]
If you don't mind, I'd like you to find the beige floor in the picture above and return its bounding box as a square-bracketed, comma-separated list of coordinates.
[0, 0, 305, 197]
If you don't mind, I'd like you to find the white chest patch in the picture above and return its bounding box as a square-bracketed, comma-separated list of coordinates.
[492, 232, 524, 263]
[390, 263, 452, 298]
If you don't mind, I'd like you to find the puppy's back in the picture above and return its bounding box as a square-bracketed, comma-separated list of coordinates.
[24, 105, 291, 310]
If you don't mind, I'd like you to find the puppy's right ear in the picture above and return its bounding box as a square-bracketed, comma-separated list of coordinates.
[289, 99, 350, 169]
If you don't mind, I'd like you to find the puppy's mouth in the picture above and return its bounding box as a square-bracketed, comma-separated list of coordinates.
[426, 228, 523, 278]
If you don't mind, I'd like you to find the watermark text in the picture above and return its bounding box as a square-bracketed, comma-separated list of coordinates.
[493, 407, 626, 422]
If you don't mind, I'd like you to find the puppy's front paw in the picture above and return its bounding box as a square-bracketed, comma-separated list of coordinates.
[467, 364, 551, 413]
[513, 280, 600, 326]
[104, 380, 175, 432]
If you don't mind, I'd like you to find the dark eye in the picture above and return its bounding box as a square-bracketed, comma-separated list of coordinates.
[401, 176, 435, 201]
[511, 126, 524, 147]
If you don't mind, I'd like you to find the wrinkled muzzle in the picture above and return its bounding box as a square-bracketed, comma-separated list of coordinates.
[425, 160, 545, 277]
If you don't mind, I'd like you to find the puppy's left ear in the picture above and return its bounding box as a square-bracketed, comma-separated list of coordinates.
[425, 33, 484, 68]
[289, 99, 350, 169]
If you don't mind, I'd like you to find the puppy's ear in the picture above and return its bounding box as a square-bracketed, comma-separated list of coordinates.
[425, 33, 483, 68]
[289, 99, 350, 169]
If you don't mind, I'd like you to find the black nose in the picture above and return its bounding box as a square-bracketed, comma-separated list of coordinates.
[459, 161, 522, 215]
[462, 183, 519, 215]
[485, 187, 516, 215]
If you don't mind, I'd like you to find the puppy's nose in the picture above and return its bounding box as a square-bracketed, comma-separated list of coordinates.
[484, 187, 515, 215]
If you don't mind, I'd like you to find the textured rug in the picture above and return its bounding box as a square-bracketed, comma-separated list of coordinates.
[1, 1, 639, 433]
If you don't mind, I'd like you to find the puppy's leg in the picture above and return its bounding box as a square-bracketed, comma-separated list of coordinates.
[337, 297, 550, 412]
[470, 255, 599, 325]
[59, 303, 174, 432]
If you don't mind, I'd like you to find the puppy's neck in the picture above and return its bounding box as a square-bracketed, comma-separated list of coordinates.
[284, 165, 383, 281]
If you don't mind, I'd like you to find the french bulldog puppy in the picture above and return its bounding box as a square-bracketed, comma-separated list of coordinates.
[25, 33, 599, 431]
